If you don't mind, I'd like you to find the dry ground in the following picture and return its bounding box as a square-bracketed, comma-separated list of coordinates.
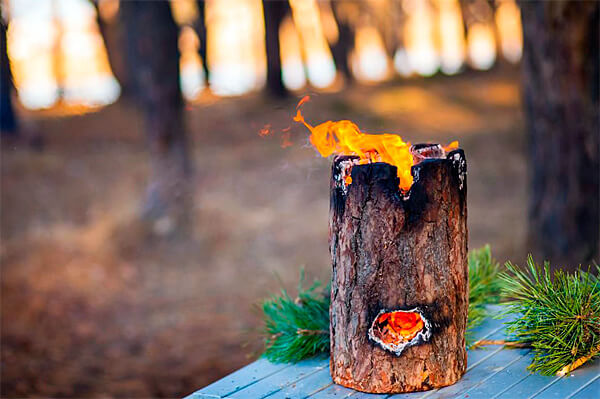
[1, 67, 527, 398]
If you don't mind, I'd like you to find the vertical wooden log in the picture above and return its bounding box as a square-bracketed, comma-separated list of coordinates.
[329, 145, 468, 393]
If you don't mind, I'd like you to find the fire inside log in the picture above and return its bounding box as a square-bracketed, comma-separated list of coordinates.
[329, 144, 468, 393]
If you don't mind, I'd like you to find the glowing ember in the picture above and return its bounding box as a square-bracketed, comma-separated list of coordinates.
[374, 311, 424, 342]
[368, 309, 431, 355]
[293, 98, 459, 192]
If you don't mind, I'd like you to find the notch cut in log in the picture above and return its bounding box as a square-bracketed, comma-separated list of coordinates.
[329, 144, 468, 393]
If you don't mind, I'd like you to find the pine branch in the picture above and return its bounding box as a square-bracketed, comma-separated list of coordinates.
[261, 270, 330, 363]
[499, 257, 600, 375]
[467, 245, 502, 345]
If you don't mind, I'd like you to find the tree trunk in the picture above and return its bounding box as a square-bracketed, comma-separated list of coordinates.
[195, 0, 210, 86]
[262, 0, 288, 98]
[93, 0, 132, 97]
[329, 146, 468, 393]
[520, 1, 599, 269]
[120, 1, 192, 231]
[1, 19, 17, 136]
[328, 1, 354, 83]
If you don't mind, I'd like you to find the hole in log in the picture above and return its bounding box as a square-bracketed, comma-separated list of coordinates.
[368, 308, 431, 356]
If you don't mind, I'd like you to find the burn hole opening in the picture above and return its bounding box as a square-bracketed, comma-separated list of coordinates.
[368, 309, 431, 355]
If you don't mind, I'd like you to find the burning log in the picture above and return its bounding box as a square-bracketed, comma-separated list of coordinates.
[329, 144, 468, 393]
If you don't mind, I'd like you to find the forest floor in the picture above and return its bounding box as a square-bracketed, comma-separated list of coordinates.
[1, 66, 527, 398]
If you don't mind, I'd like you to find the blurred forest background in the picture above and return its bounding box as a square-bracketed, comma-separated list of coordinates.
[1, 0, 598, 397]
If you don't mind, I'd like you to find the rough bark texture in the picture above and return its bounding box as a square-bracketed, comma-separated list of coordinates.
[121, 1, 192, 230]
[520, 1, 599, 269]
[329, 148, 468, 393]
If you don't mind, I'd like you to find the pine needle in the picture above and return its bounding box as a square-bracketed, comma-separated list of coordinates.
[467, 245, 502, 345]
[500, 257, 600, 375]
[261, 270, 330, 363]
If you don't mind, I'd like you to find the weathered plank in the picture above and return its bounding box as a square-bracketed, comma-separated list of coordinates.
[466, 306, 514, 342]
[265, 367, 332, 399]
[309, 383, 356, 398]
[494, 373, 560, 399]
[568, 374, 600, 399]
[227, 356, 328, 398]
[188, 358, 289, 398]
[431, 348, 529, 398]
[529, 359, 599, 399]
[463, 349, 534, 399]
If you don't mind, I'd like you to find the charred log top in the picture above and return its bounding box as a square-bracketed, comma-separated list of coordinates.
[331, 145, 467, 218]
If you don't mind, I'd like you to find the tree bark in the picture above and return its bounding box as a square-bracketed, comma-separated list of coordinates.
[1, 19, 17, 136]
[329, 147, 468, 393]
[262, 0, 289, 98]
[120, 1, 192, 230]
[520, 1, 599, 269]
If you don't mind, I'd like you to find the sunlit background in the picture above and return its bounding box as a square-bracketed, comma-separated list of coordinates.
[2, 1, 535, 397]
[4, 0, 522, 110]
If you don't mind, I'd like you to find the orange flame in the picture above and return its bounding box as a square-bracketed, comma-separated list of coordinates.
[294, 109, 415, 191]
[375, 311, 425, 343]
[444, 140, 459, 152]
[296, 95, 311, 109]
[293, 97, 459, 192]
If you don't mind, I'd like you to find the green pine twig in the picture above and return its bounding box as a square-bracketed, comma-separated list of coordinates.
[467, 245, 502, 345]
[499, 256, 600, 375]
[261, 270, 330, 363]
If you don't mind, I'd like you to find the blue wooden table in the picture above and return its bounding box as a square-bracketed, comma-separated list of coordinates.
[185, 307, 599, 399]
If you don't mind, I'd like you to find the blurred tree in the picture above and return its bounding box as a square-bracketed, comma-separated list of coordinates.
[195, 0, 210, 86]
[459, 0, 499, 58]
[92, 0, 132, 97]
[120, 1, 192, 231]
[367, 0, 403, 61]
[263, 0, 289, 98]
[1, 19, 17, 136]
[328, 1, 355, 83]
[520, 1, 599, 269]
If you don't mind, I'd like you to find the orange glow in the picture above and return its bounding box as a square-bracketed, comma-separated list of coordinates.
[296, 95, 311, 108]
[467, 23, 496, 70]
[444, 140, 459, 152]
[352, 24, 389, 82]
[288, 0, 336, 88]
[294, 108, 415, 191]
[259, 124, 272, 137]
[495, 0, 522, 63]
[294, 98, 459, 192]
[375, 311, 425, 343]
